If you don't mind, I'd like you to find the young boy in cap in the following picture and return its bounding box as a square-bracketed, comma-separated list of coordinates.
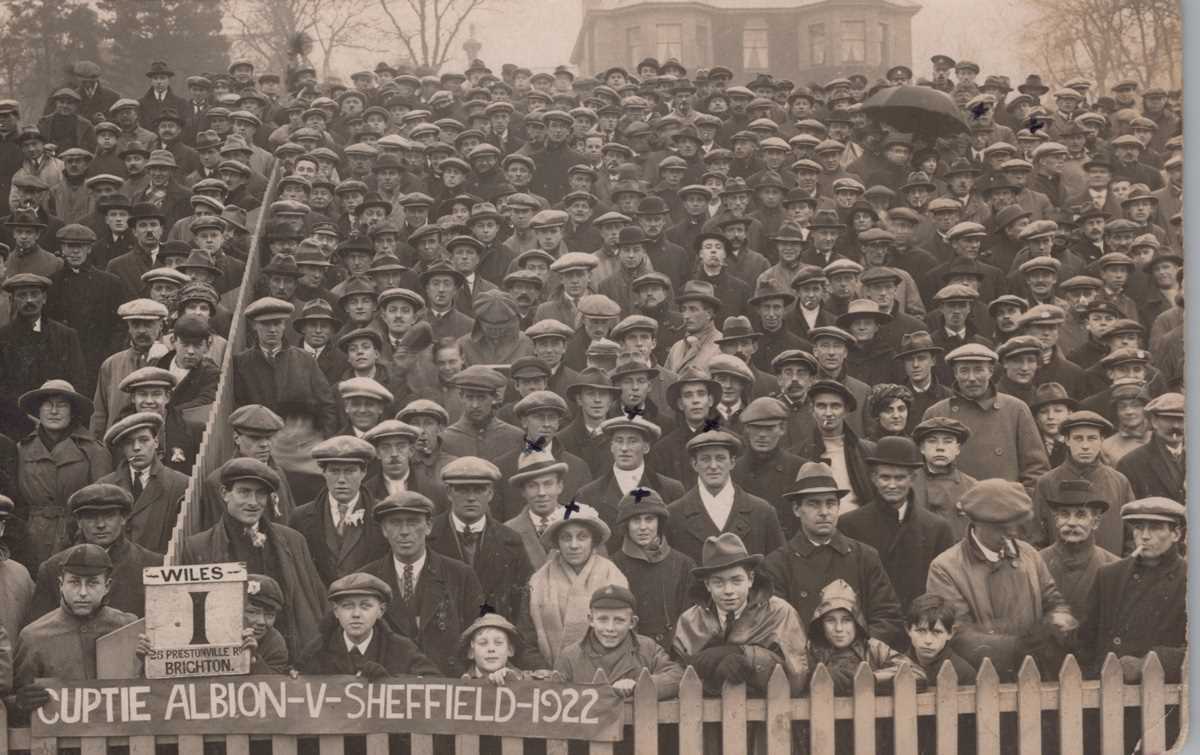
[911, 417, 975, 540]
[244, 574, 290, 673]
[14, 544, 138, 714]
[296, 572, 440, 678]
[555, 584, 683, 699]
[460, 612, 527, 683]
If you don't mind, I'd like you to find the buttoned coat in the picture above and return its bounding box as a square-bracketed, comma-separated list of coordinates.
[1116, 435, 1186, 503]
[95, 458, 188, 555]
[288, 487, 391, 586]
[0, 318, 87, 440]
[555, 416, 611, 476]
[761, 530, 906, 649]
[576, 466, 685, 531]
[609, 539, 696, 648]
[104, 248, 158, 298]
[44, 264, 129, 391]
[731, 447, 807, 537]
[837, 495, 957, 612]
[1078, 550, 1186, 681]
[362, 550, 484, 677]
[31, 536, 162, 619]
[1030, 459, 1133, 554]
[922, 389, 1050, 495]
[665, 484, 786, 565]
[295, 622, 441, 678]
[231, 346, 339, 436]
[17, 428, 112, 564]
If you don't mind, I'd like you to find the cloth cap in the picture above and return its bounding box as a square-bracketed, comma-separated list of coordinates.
[739, 397, 789, 425]
[373, 491, 436, 521]
[440, 456, 502, 485]
[514, 390, 569, 418]
[363, 420, 420, 445]
[452, 365, 508, 393]
[912, 416, 970, 444]
[229, 405, 284, 433]
[959, 479, 1033, 524]
[686, 430, 742, 457]
[590, 584, 637, 611]
[1059, 411, 1113, 436]
[246, 575, 285, 611]
[1144, 392, 1184, 417]
[117, 298, 169, 321]
[219, 458, 280, 491]
[244, 297, 294, 320]
[60, 543, 113, 576]
[118, 367, 176, 393]
[945, 343, 998, 364]
[1121, 497, 1186, 525]
[69, 483, 134, 516]
[398, 399, 451, 425]
[328, 573, 393, 603]
[578, 294, 621, 318]
[103, 411, 163, 447]
[311, 435, 378, 465]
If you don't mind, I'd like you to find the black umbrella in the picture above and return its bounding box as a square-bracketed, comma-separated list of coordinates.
[862, 85, 969, 139]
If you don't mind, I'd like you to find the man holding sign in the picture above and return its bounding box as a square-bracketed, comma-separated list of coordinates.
[12, 544, 137, 716]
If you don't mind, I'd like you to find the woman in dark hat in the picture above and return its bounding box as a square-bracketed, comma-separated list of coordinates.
[865, 383, 915, 440]
[15, 379, 111, 565]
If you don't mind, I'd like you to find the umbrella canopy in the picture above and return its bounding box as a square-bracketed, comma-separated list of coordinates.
[863, 85, 969, 140]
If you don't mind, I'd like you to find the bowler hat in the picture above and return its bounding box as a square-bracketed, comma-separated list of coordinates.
[866, 436, 922, 467]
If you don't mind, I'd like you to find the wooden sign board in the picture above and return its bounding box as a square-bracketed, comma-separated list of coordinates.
[32, 676, 625, 741]
[143, 563, 249, 679]
[96, 619, 145, 680]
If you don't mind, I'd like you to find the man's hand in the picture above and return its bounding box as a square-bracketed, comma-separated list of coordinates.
[357, 661, 391, 680]
[135, 633, 152, 658]
[17, 685, 50, 712]
[611, 678, 637, 695]
[1048, 610, 1079, 637]
[1120, 655, 1143, 683]
[486, 667, 519, 686]
[715, 653, 753, 684]
[241, 628, 259, 654]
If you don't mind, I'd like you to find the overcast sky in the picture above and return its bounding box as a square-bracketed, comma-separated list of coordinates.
[331, 0, 1042, 82]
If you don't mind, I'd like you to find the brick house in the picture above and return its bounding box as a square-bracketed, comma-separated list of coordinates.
[571, 0, 920, 85]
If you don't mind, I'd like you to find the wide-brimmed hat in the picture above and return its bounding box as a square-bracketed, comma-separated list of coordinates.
[18, 379, 93, 421]
[1029, 382, 1078, 412]
[541, 511, 611, 550]
[665, 365, 721, 408]
[836, 298, 893, 328]
[748, 278, 796, 307]
[690, 532, 762, 578]
[674, 280, 721, 309]
[784, 461, 848, 500]
[894, 330, 944, 359]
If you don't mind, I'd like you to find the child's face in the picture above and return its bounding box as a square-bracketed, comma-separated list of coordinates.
[1036, 404, 1071, 437]
[334, 596, 385, 642]
[822, 608, 857, 649]
[244, 600, 278, 640]
[920, 432, 961, 469]
[468, 627, 513, 672]
[589, 607, 636, 649]
[907, 620, 951, 664]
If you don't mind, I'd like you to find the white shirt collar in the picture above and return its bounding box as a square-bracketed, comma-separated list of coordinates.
[131, 465, 150, 488]
[304, 342, 324, 359]
[698, 479, 736, 530]
[971, 529, 1009, 563]
[384, 469, 409, 496]
[613, 464, 644, 496]
[30, 317, 42, 333]
[450, 512, 485, 534]
[344, 630, 373, 654]
[330, 492, 362, 524]
[394, 550, 427, 585]
[529, 507, 562, 528]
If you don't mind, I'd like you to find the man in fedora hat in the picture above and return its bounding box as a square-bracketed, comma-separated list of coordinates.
[30, 483, 161, 620]
[664, 280, 723, 373]
[923, 344, 1049, 496]
[139, 61, 187, 132]
[1031, 411, 1132, 554]
[0, 276, 87, 440]
[837, 437, 956, 613]
[576, 416, 684, 529]
[665, 430, 784, 564]
[3, 206, 60, 279]
[179, 458, 327, 655]
[926, 479, 1075, 681]
[894, 331, 951, 429]
[1035, 479, 1119, 626]
[96, 411, 188, 553]
[674, 532, 809, 696]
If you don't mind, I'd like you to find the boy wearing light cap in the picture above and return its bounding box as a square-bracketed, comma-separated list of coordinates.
[555, 584, 683, 699]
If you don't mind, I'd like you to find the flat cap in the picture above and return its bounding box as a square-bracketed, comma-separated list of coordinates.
[246, 574, 284, 611]
[1059, 410, 1113, 436]
[60, 543, 113, 576]
[472, 289, 519, 323]
[118, 367, 176, 394]
[398, 398, 451, 425]
[311, 435, 377, 465]
[997, 335, 1042, 361]
[708, 353, 755, 384]
[771, 349, 818, 373]
[599, 415, 662, 441]
[1099, 347, 1151, 369]
[117, 298, 169, 320]
[440, 456, 502, 484]
[1121, 497, 1186, 525]
[1060, 275, 1104, 291]
[1144, 392, 1184, 417]
[525, 318, 575, 341]
[69, 483, 134, 516]
[578, 293, 621, 318]
[945, 343, 998, 363]
[1017, 303, 1067, 327]
[590, 584, 637, 611]
[932, 283, 980, 304]
[244, 297, 294, 320]
[328, 572, 393, 603]
[686, 430, 742, 456]
[510, 356, 552, 379]
[373, 491, 436, 520]
[912, 416, 971, 443]
[220, 457, 281, 491]
[959, 479, 1032, 524]
[514, 390, 569, 418]
[739, 397, 789, 425]
[229, 404, 284, 433]
[610, 314, 658, 340]
[549, 252, 599, 273]
[452, 365, 507, 393]
[947, 221, 988, 241]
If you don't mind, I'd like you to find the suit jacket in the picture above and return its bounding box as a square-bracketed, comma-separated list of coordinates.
[104, 248, 158, 298]
[95, 459, 188, 555]
[288, 487, 391, 586]
[795, 427, 878, 505]
[426, 513, 545, 667]
[232, 346, 338, 436]
[732, 448, 807, 538]
[665, 484, 786, 564]
[362, 550, 484, 677]
[296, 622, 441, 678]
[1117, 435, 1185, 503]
[575, 466, 685, 532]
[555, 415, 611, 475]
[504, 507, 556, 570]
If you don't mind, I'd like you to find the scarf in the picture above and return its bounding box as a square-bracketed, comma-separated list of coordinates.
[621, 534, 671, 564]
[581, 629, 636, 672]
[530, 553, 627, 665]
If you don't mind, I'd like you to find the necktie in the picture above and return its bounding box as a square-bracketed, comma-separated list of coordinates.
[460, 528, 480, 548]
[132, 473, 144, 498]
[402, 564, 414, 602]
[336, 502, 349, 535]
[536, 516, 550, 537]
[724, 610, 737, 641]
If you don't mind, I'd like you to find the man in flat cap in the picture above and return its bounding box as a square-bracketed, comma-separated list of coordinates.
[492, 390, 590, 521]
[199, 404, 296, 529]
[30, 484, 162, 619]
[232, 296, 338, 436]
[1079, 497, 1186, 751]
[95, 411, 187, 554]
[926, 479, 1075, 681]
[362, 492, 485, 677]
[289, 436, 389, 585]
[0, 274, 87, 439]
[1030, 411, 1132, 553]
[397, 399, 459, 505]
[13, 544, 138, 715]
[665, 430, 785, 564]
[178, 458, 327, 656]
[922, 344, 1049, 496]
[426, 456, 544, 667]
[117, 365, 200, 474]
[1116, 392, 1185, 502]
[441, 365, 524, 458]
[295, 571, 440, 678]
[89, 298, 169, 437]
[459, 289, 534, 366]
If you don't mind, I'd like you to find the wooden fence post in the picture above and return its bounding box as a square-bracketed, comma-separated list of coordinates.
[764, 666, 791, 755]
[852, 662, 876, 755]
[1139, 651, 1166, 754]
[678, 667, 704, 755]
[974, 659, 1000, 755]
[1099, 653, 1124, 755]
[1016, 656, 1042, 754]
[1057, 655, 1083, 755]
[721, 679, 747, 755]
[809, 664, 835, 755]
[892, 661, 918, 755]
[934, 659, 959, 755]
[633, 668, 659, 755]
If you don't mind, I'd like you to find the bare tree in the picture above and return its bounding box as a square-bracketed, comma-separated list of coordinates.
[375, 0, 495, 72]
[224, 0, 383, 79]
[1023, 0, 1181, 90]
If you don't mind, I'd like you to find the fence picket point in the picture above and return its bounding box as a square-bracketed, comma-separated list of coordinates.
[1099, 653, 1124, 755]
[764, 665, 791, 755]
[975, 659, 1001, 755]
[1017, 656, 1042, 755]
[935, 659, 959, 755]
[893, 661, 918, 755]
[852, 661, 876, 755]
[810, 663, 835, 755]
[634, 667, 659, 755]
[1140, 651, 1166, 754]
[678, 666, 704, 755]
[1057, 655, 1083, 755]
